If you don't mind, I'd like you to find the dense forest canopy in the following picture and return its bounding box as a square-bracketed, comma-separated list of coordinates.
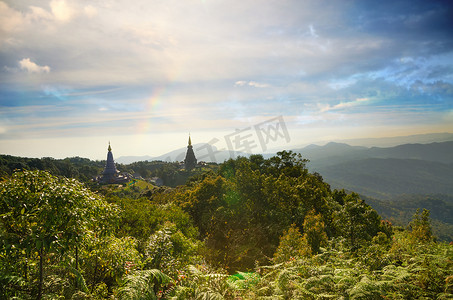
[1, 151, 452, 299]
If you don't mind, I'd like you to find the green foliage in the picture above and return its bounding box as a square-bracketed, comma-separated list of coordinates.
[0, 155, 105, 182]
[303, 209, 328, 254]
[144, 222, 201, 278]
[227, 272, 260, 291]
[0, 170, 118, 299]
[181, 152, 338, 271]
[408, 208, 434, 243]
[84, 235, 142, 290]
[169, 265, 231, 300]
[333, 192, 386, 251]
[357, 232, 392, 271]
[1, 152, 451, 300]
[273, 224, 311, 263]
[117, 269, 172, 300]
[230, 231, 452, 299]
[365, 194, 453, 241]
[107, 196, 198, 252]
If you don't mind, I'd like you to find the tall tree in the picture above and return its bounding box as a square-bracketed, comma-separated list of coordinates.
[0, 170, 118, 299]
[333, 193, 383, 251]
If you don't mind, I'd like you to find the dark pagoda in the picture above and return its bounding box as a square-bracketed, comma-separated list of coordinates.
[184, 135, 197, 171]
[99, 142, 130, 184]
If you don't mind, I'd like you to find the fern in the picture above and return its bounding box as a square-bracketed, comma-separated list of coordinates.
[291, 281, 318, 299]
[195, 290, 225, 300]
[117, 269, 172, 300]
[0, 274, 26, 299]
[169, 265, 231, 300]
[67, 266, 89, 294]
[348, 276, 383, 300]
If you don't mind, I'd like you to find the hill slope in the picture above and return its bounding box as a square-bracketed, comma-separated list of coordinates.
[365, 194, 453, 241]
[316, 158, 453, 199]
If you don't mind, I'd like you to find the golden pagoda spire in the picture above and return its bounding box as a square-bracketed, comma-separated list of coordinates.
[188, 134, 192, 146]
[108, 141, 112, 152]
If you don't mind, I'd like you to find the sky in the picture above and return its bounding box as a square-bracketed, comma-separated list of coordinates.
[1, 0, 453, 160]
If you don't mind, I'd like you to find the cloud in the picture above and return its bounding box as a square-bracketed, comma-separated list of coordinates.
[0, 0, 452, 158]
[334, 97, 370, 109]
[235, 81, 269, 88]
[50, 0, 76, 23]
[19, 58, 50, 73]
[83, 5, 97, 18]
[28, 6, 53, 22]
[0, 2, 23, 33]
[320, 98, 371, 112]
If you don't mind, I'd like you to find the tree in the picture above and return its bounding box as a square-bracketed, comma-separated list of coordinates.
[303, 209, 328, 254]
[0, 170, 118, 299]
[273, 224, 311, 263]
[144, 222, 201, 278]
[333, 193, 383, 251]
[408, 208, 434, 243]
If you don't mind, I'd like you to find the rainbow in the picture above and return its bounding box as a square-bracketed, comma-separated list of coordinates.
[135, 85, 166, 135]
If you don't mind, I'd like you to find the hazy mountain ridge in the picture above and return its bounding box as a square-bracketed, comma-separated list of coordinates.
[115, 136, 453, 202]
[364, 194, 453, 241]
[297, 140, 453, 240]
[298, 141, 453, 168]
[317, 158, 453, 199]
[297, 140, 453, 199]
[331, 132, 453, 147]
[116, 143, 254, 164]
[116, 133, 453, 164]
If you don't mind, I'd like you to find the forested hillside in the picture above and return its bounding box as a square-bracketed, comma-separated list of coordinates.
[296, 141, 453, 241]
[1, 151, 452, 299]
[0, 155, 216, 188]
[365, 194, 453, 241]
[317, 158, 453, 198]
[299, 141, 453, 199]
[0, 155, 105, 182]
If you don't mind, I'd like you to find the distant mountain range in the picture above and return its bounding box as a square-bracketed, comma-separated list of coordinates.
[117, 132, 453, 164]
[295, 139, 453, 239]
[295, 141, 453, 199]
[297, 141, 453, 166]
[116, 133, 453, 199]
[364, 194, 453, 241]
[117, 134, 453, 200]
[327, 132, 453, 147]
[116, 143, 254, 164]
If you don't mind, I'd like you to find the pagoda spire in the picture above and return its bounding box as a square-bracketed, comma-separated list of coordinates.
[101, 141, 118, 183]
[184, 134, 197, 171]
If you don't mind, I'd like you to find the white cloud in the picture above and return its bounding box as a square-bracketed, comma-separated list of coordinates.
[28, 6, 53, 22]
[334, 97, 369, 109]
[320, 98, 371, 112]
[84, 5, 97, 18]
[248, 81, 269, 88]
[50, 0, 76, 22]
[19, 58, 50, 73]
[235, 80, 269, 88]
[0, 1, 24, 33]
